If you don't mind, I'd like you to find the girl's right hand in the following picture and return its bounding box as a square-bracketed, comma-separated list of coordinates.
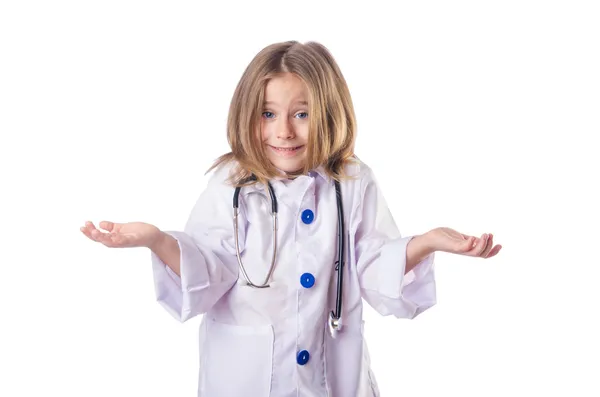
[80, 220, 162, 249]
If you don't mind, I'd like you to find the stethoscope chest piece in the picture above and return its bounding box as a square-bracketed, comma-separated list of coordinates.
[329, 311, 342, 338]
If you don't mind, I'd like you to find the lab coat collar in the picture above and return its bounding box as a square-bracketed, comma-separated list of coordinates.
[243, 166, 328, 190]
[308, 166, 329, 181]
[237, 165, 330, 206]
[270, 165, 328, 182]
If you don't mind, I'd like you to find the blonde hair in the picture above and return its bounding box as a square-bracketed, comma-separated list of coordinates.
[208, 40, 358, 186]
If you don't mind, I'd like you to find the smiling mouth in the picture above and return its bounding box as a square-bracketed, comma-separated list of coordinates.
[268, 145, 305, 157]
[270, 145, 303, 151]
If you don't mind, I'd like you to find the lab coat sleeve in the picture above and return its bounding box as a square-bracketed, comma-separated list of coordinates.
[150, 165, 244, 322]
[350, 167, 436, 319]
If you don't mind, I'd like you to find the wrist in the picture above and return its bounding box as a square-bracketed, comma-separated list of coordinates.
[405, 232, 435, 274]
[410, 232, 436, 259]
[147, 230, 167, 251]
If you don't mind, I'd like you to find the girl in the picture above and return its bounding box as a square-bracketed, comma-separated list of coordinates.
[81, 40, 501, 397]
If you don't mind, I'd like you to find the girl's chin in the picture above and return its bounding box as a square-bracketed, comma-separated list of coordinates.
[269, 160, 306, 175]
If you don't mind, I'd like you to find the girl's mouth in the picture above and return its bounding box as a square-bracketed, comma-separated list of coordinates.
[268, 145, 305, 157]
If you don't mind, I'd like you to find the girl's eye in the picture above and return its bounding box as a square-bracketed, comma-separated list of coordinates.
[262, 111, 308, 119]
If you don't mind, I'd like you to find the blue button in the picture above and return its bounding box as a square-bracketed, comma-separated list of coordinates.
[301, 209, 314, 224]
[300, 272, 315, 288]
[297, 350, 310, 365]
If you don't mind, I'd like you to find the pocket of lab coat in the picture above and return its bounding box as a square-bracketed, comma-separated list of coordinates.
[325, 322, 372, 396]
[201, 320, 274, 396]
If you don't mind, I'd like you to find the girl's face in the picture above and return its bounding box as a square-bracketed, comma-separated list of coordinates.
[260, 73, 310, 174]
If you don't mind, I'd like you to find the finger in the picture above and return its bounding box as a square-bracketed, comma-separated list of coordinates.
[81, 222, 105, 243]
[90, 228, 118, 246]
[96, 231, 124, 248]
[81, 221, 96, 233]
[81, 222, 125, 247]
[80, 226, 95, 240]
[101, 231, 137, 248]
[457, 236, 476, 252]
[485, 244, 502, 258]
[102, 233, 122, 248]
[90, 228, 109, 243]
[476, 234, 490, 256]
[466, 234, 488, 256]
[481, 234, 494, 257]
[99, 221, 115, 232]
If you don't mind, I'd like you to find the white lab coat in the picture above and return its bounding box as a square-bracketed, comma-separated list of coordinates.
[151, 159, 436, 397]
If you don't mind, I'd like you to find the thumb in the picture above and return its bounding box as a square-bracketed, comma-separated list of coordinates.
[99, 221, 117, 232]
[458, 236, 475, 252]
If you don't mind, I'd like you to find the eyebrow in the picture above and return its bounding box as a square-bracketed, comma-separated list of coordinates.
[263, 100, 308, 107]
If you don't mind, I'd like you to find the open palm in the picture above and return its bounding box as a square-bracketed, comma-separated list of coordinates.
[80, 220, 161, 248]
[428, 227, 502, 258]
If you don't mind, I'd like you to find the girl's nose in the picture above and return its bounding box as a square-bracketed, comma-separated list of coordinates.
[277, 119, 295, 139]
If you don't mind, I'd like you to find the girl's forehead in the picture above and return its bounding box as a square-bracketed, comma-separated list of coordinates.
[264, 74, 309, 104]
[265, 73, 308, 92]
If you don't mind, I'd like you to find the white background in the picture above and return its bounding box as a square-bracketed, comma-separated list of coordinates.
[1, 1, 599, 396]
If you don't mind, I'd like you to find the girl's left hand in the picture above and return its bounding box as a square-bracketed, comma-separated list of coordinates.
[426, 227, 502, 258]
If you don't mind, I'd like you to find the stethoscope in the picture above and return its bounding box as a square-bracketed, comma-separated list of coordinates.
[233, 175, 345, 337]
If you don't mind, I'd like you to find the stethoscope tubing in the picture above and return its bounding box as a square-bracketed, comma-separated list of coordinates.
[233, 175, 345, 334]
